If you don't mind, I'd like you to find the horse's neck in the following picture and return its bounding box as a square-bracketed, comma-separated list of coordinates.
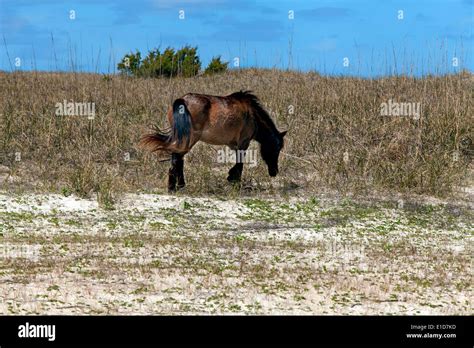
[254, 120, 279, 147]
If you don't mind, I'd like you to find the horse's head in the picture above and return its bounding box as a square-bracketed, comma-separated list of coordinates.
[262, 130, 287, 177]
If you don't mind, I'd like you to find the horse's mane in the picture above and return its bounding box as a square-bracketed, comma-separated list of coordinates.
[228, 90, 280, 138]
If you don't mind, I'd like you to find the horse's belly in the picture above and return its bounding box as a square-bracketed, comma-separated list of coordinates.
[198, 109, 254, 147]
[199, 129, 233, 146]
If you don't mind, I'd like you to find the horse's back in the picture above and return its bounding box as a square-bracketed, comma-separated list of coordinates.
[179, 93, 255, 147]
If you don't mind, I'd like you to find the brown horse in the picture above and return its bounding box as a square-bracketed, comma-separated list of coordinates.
[140, 91, 287, 192]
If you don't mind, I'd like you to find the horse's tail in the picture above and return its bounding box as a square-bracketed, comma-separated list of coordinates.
[139, 129, 172, 153]
[170, 98, 191, 148]
[139, 98, 191, 153]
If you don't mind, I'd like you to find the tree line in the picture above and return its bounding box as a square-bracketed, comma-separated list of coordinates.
[117, 45, 228, 78]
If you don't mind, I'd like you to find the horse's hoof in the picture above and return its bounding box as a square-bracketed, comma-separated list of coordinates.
[227, 175, 240, 183]
[227, 176, 242, 185]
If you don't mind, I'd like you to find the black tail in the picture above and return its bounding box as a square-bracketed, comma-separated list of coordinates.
[139, 98, 191, 153]
[171, 98, 192, 147]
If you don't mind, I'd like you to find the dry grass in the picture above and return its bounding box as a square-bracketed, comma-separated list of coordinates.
[0, 69, 472, 199]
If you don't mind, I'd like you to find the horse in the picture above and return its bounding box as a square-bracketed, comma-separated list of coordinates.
[139, 90, 287, 192]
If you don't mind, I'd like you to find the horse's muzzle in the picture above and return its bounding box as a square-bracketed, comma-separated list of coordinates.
[269, 168, 278, 177]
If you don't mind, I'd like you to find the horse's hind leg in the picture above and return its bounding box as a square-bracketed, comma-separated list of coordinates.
[169, 153, 185, 192]
[176, 155, 186, 190]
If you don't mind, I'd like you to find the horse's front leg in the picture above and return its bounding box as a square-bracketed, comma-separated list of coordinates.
[169, 153, 185, 192]
[227, 162, 243, 183]
[227, 149, 247, 183]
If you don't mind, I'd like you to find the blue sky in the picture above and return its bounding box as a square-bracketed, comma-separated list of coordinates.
[0, 0, 472, 76]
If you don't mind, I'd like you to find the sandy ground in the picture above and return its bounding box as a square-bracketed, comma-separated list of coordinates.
[0, 191, 472, 315]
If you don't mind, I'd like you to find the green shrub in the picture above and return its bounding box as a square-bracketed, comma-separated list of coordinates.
[205, 56, 228, 75]
[176, 46, 201, 77]
[118, 46, 202, 78]
[117, 51, 142, 76]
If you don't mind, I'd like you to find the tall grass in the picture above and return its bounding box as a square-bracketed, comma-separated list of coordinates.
[0, 68, 472, 198]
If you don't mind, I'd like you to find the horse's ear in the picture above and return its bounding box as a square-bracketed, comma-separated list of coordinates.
[280, 130, 288, 137]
